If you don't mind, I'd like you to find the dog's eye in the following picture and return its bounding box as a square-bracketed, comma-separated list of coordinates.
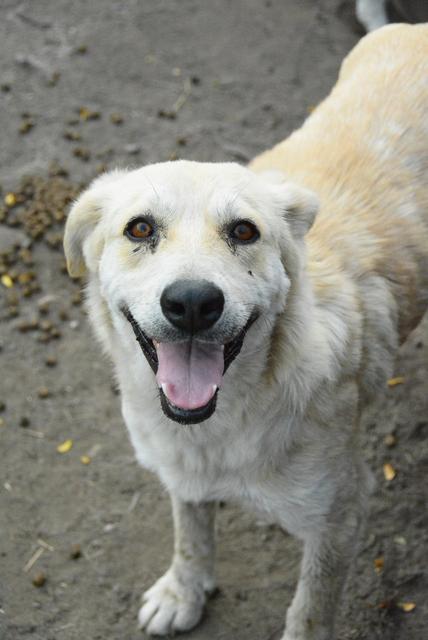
[229, 220, 259, 244]
[125, 217, 155, 241]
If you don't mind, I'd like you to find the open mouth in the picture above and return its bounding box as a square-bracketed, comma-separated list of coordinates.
[121, 307, 257, 425]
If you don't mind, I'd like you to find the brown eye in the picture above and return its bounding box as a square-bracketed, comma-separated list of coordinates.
[125, 217, 155, 241]
[229, 220, 259, 244]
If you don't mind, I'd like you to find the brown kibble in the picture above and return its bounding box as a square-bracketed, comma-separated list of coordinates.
[72, 147, 91, 161]
[110, 113, 124, 125]
[63, 130, 82, 142]
[50, 327, 62, 339]
[70, 543, 82, 559]
[157, 109, 176, 120]
[19, 249, 34, 266]
[79, 106, 100, 121]
[17, 271, 35, 285]
[19, 119, 35, 135]
[71, 291, 82, 306]
[45, 356, 57, 367]
[38, 387, 50, 399]
[17, 318, 39, 333]
[39, 320, 53, 332]
[32, 572, 46, 587]
[58, 308, 69, 321]
[38, 301, 50, 315]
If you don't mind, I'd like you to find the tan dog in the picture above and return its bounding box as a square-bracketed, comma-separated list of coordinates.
[64, 25, 428, 640]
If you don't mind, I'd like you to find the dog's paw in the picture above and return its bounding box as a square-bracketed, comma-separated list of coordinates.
[138, 567, 208, 636]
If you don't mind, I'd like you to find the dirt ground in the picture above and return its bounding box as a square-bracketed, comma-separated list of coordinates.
[0, 1, 427, 639]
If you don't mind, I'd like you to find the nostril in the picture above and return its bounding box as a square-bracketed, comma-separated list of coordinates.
[200, 298, 223, 319]
[166, 300, 186, 317]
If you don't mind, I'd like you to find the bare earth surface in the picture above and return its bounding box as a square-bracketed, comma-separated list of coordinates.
[0, 2, 427, 639]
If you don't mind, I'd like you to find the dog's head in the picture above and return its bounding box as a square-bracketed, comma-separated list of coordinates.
[64, 161, 317, 424]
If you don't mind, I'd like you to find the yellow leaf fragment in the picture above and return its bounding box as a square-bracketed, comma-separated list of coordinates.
[4, 192, 17, 207]
[1, 274, 14, 288]
[57, 439, 73, 454]
[387, 376, 405, 387]
[80, 455, 91, 465]
[397, 602, 416, 612]
[383, 463, 396, 481]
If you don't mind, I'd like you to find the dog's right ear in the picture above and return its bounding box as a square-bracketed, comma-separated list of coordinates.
[63, 189, 103, 278]
[64, 170, 126, 278]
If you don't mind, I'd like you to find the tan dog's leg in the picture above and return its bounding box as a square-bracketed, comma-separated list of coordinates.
[138, 497, 216, 635]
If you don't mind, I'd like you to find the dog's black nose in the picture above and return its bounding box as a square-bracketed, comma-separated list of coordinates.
[160, 279, 225, 334]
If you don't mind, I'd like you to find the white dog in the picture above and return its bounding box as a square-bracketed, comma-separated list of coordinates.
[64, 25, 428, 640]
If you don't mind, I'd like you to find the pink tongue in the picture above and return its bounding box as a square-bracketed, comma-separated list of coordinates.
[156, 342, 224, 410]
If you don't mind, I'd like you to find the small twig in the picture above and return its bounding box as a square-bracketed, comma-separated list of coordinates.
[127, 491, 141, 513]
[24, 429, 45, 438]
[172, 78, 192, 114]
[37, 538, 54, 552]
[23, 546, 44, 572]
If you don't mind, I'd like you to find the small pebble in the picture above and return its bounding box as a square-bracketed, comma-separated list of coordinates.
[20, 416, 30, 428]
[0, 401, 6, 412]
[38, 387, 50, 399]
[32, 572, 46, 588]
[45, 356, 57, 367]
[70, 543, 82, 559]
[384, 434, 397, 447]
[110, 113, 124, 125]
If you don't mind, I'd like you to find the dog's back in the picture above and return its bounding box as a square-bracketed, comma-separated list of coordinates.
[251, 24, 428, 346]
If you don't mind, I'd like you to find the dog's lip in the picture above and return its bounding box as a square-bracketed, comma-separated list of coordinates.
[159, 385, 218, 425]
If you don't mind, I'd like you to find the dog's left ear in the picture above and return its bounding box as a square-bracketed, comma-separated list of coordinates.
[279, 182, 319, 239]
[262, 170, 319, 239]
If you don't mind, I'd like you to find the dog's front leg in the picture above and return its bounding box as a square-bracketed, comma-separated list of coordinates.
[138, 496, 216, 635]
[282, 495, 365, 640]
